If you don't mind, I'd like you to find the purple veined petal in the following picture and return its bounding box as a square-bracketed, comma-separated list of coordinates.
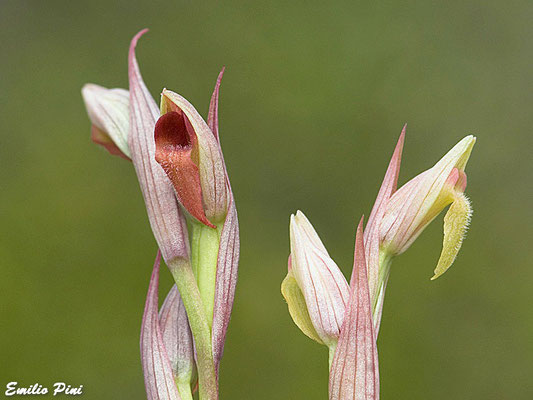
[290, 211, 350, 346]
[207, 67, 225, 143]
[206, 70, 240, 371]
[292, 210, 330, 256]
[159, 285, 195, 385]
[379, 171, 429, 245]
[128, 29, 190, 264]
[206, 67, 234, 208]
[141, 251, 182, 400]
[211, 193, 239, 371]
[207, 68, 231, 182]
[329, 218, 379, 400]
[360, 126, 405, 298]
[364, 126, 406, 242]
[380, 135, 475, 255]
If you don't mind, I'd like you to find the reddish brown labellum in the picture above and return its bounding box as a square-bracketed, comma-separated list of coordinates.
[155, 111, 216, 228]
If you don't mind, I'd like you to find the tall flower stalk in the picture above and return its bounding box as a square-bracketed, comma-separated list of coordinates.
[82, 29, 239, 400]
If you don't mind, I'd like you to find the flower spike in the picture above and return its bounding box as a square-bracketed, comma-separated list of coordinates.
[329, 217, 379, 400]
[140, 252, 182, 400]
[84, 31, 239, 400]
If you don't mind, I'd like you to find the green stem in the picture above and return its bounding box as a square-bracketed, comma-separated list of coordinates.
[190, 222, 222, 327]
[176, 382, 194, 400]
[169, 258, 218, 400]
[328, 344, 337, 371]
[371, 250, 393, 328]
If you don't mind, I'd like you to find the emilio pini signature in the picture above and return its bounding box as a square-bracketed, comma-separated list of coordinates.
[5, 382, 83, 396]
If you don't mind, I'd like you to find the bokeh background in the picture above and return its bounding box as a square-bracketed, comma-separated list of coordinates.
[1, 1, 531, 399]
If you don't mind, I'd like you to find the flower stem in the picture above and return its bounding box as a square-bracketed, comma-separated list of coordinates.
[190, 222, 223, 328]
[169, 258, 218, 400]
[371, 251, 393, 332]
[176, 382, 194, 400]
[328, 344, 337, 371]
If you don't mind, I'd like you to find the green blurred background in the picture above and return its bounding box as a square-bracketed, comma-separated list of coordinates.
[1, 0, 531, 398]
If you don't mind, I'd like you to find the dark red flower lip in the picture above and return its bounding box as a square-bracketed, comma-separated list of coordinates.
[155, 111, 216, 228]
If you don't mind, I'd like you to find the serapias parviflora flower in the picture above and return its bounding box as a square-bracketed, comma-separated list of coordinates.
[367, 132, 475, 332]
[380, 135, 475, 277]
[155, 89, 229, 228]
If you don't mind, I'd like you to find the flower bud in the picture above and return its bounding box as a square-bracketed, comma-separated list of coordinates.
[155, 90, 229, 228]
[81, 83, 130, 160]
[282, 211, 350, 347]
[380, 135, 475, 278]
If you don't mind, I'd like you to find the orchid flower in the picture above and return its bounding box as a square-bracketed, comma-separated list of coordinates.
[365, 130, 476, 332]
[282, 211, 350, 354]
[380, 136, 475, 273]
[81, 29, 239, 400]
[155, 89, 229, 228]
[153, 80, 238, 341]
